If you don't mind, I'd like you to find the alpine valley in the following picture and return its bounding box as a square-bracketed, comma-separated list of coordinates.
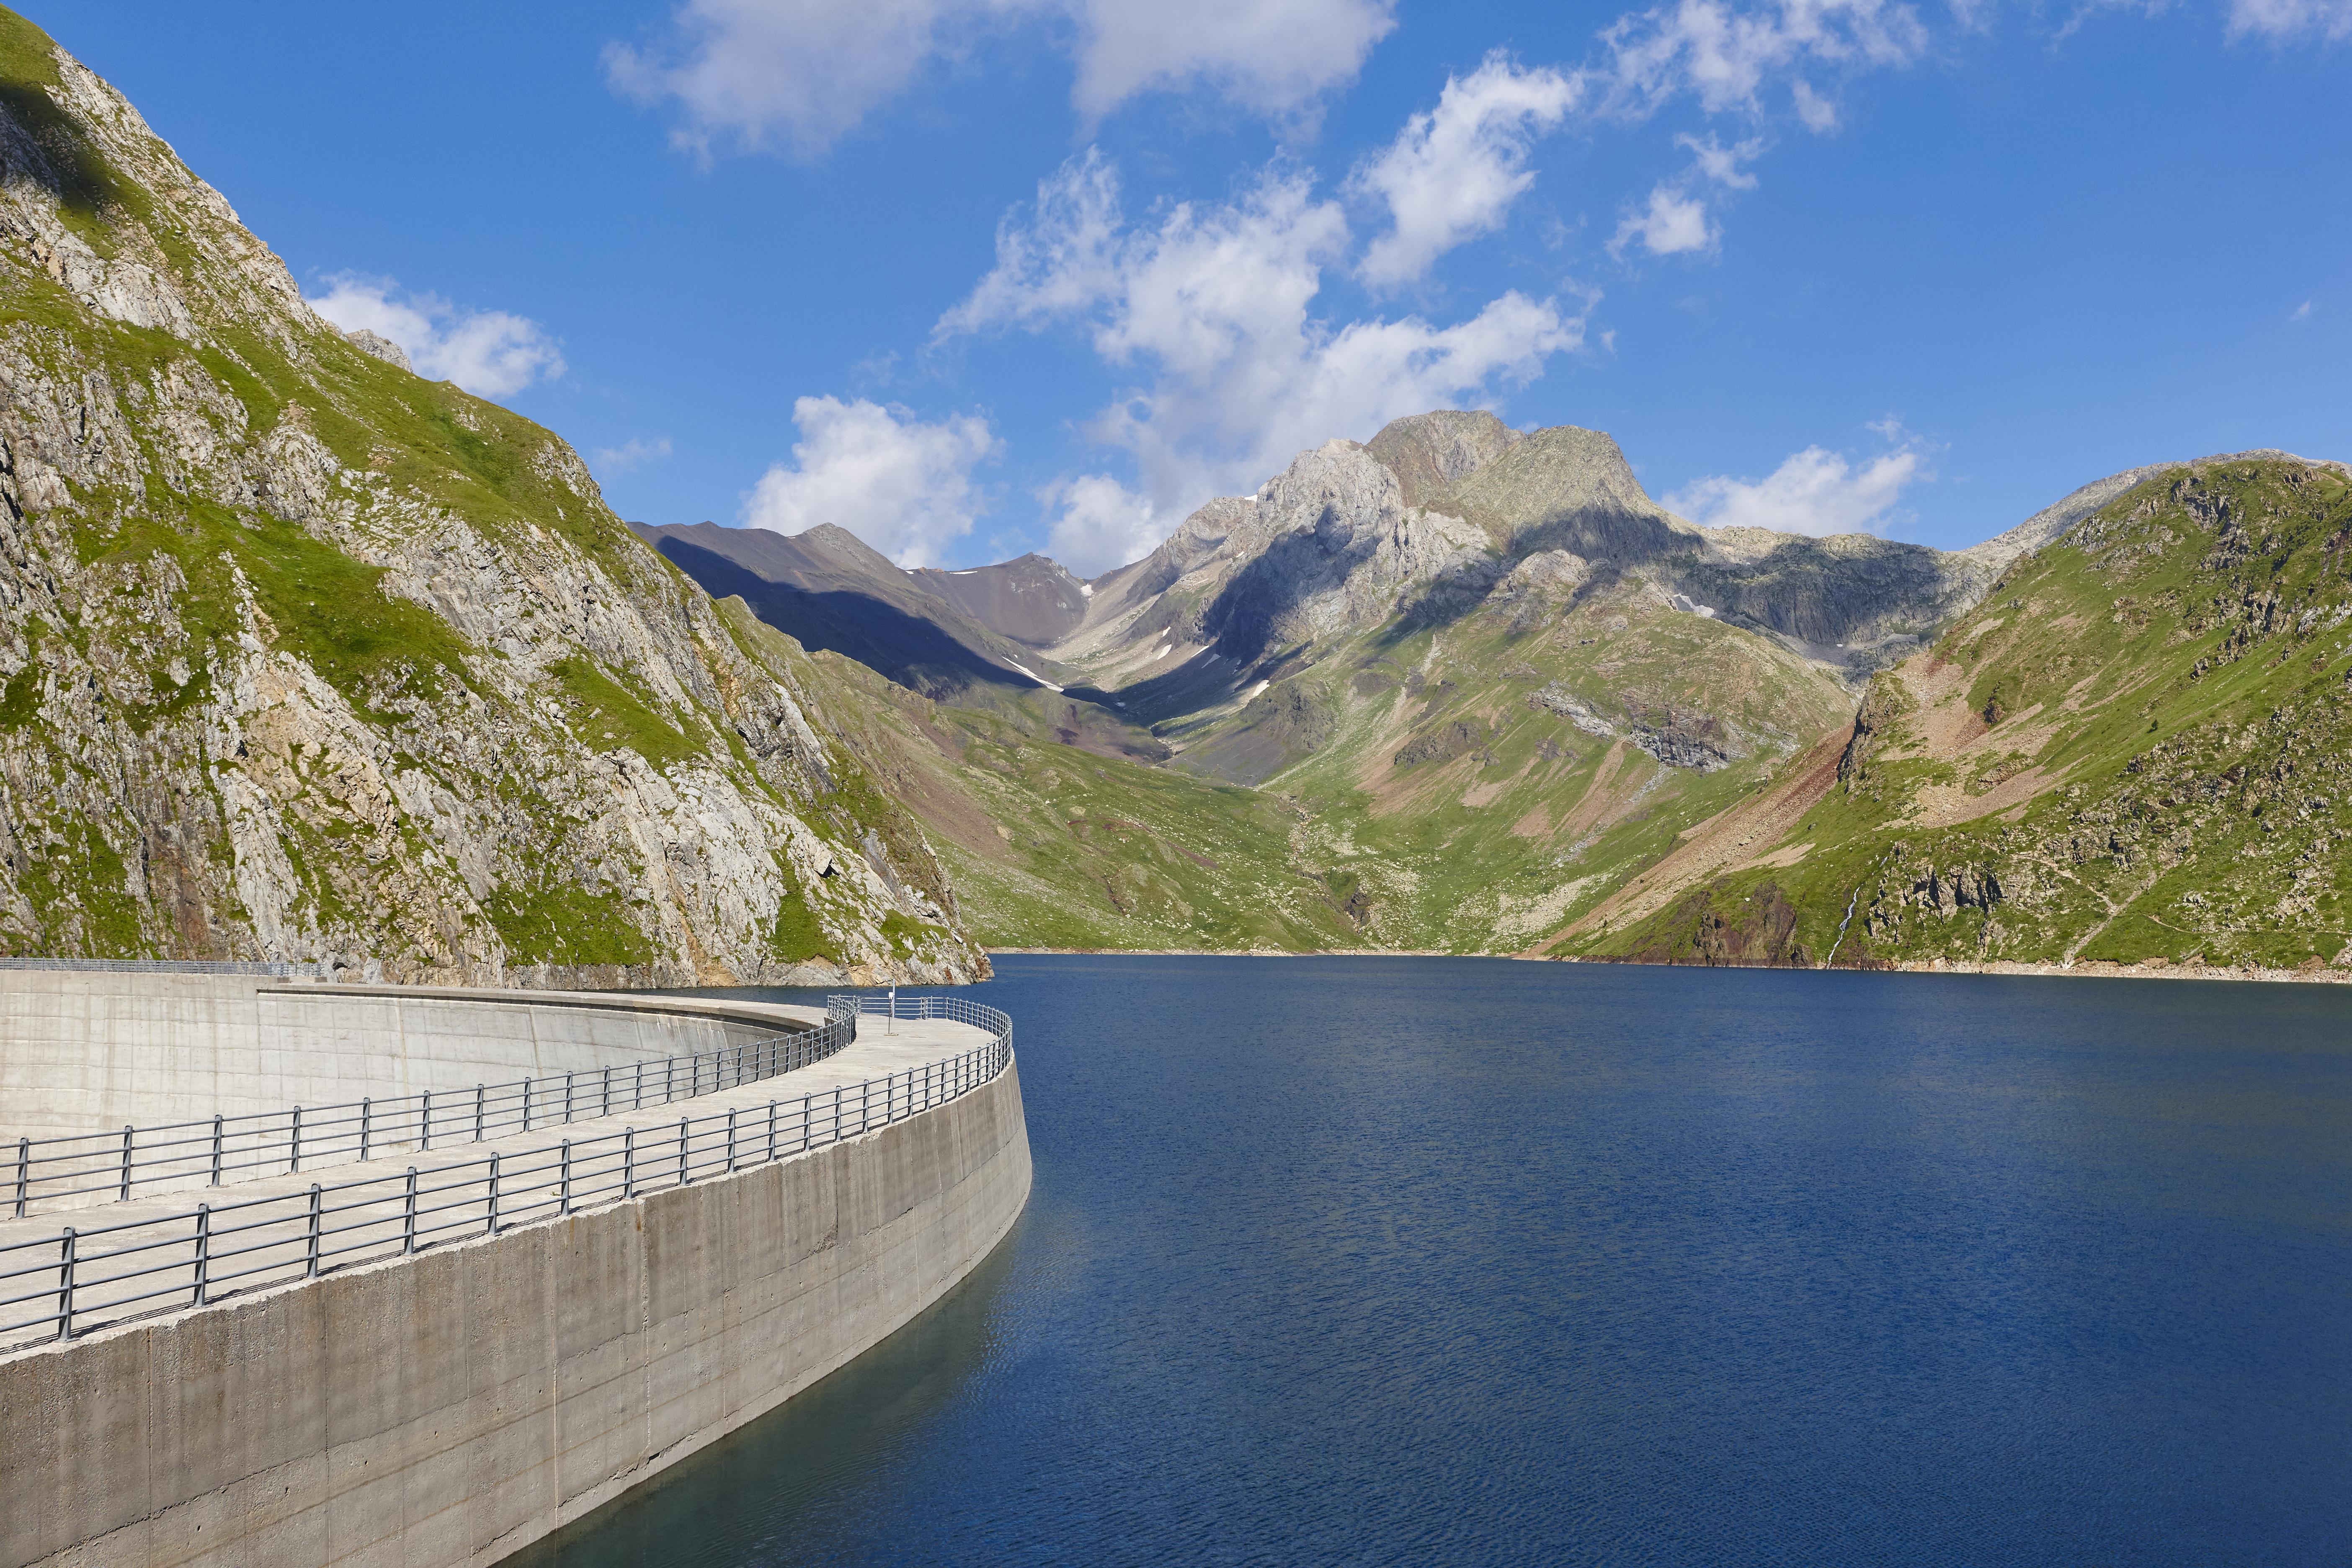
[6, 10, 2348, 983]
[649, 420, 2352, 975]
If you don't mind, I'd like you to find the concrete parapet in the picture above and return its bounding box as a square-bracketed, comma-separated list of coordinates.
[0, 972, 810, 1143]
[0, 1051, 1032, 1568]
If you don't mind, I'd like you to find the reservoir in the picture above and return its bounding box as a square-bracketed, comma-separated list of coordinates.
[511, 955, 2352, 1566]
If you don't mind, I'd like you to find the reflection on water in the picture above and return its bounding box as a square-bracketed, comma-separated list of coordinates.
[511, 957, 2352, 1567]
[503, 1218, 1024, 1568]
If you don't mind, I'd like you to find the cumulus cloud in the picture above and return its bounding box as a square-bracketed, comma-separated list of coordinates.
[591, 437, 674, 475]
[1042, 474, 1161, 576]
[1348, 52, 1580, 288]
[743, 396, 999, 566]
[608, 0, 1395, 159]
[1665, 426, 1929, 536]
[1614, 186, 1715, 255]
[308, 275, 564, 397]
[1063, 0, 1398, 124]
[1611, 134, 1760, 257]
[2227, 0, 2352, 37]
[939, 151, 1586, 561]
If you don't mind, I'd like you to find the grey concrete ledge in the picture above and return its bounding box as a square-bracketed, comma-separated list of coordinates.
[0, 1044, 1033, 1568]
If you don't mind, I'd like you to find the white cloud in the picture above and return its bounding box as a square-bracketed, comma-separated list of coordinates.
[1790, 77, 1839, 130]
[1609, 133, 1764, 258]
[1665, 428, 1929, 536]
[1349, 52, 1580, 287]
[1063, 0, 1398, 124]
[939, 152, 1586, 560]
[308, 275, 565, 398]
[591, 437, 674, 475]
[2227, 0, 2352, 37]
[1677, 130, 1764, 186]
[2290, 299, 2315, 322]
[1042, 474, 1161, 576]
[1594, 0, 1930, 126]
[743, 396, 998, 567]
[1614, 185, 1715, 255]
[607, 0, 1395, 159]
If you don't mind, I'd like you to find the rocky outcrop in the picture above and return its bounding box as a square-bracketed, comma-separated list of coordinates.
[0, 15, 985, 986]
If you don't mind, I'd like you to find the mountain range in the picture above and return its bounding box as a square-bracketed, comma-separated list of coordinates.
[652, 413, 2351, 975]
[5, 8, 2344, 982]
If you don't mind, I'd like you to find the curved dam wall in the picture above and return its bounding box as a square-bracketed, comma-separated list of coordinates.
[1, 1043, 1032, 1568]
[0, 971, 801, 1143]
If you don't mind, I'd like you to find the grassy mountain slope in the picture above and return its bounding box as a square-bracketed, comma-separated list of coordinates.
[1569, 456, 2352, 973]
[0, 10, 984, 984]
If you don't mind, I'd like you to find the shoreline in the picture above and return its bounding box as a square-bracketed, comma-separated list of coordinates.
[983, 948, 2352, 985]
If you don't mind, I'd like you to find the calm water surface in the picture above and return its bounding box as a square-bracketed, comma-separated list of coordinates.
[509, 956, 2352, 1566]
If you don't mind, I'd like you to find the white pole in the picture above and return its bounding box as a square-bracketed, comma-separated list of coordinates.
[887, 987, 896, 1035]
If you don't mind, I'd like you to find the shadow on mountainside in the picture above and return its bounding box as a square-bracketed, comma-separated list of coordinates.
[649, 540, 1030, 702]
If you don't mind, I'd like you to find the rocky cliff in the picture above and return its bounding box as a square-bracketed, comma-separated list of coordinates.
[0, 12, 986, 986]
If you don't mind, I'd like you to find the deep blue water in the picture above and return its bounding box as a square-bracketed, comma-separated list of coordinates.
[510, 956, 2352, 1566]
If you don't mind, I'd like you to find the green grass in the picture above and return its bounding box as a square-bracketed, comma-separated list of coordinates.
[485, 878, 656, 967]
[1592, 457, 2352, 968]
[547, 656, 700, 766]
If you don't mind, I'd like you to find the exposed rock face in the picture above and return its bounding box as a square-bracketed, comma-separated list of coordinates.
[1628, 880, 1810, 967]
[1364, 409, 1522, 511]
[340, 328, 411, 373]
[0, 15, 985, 986]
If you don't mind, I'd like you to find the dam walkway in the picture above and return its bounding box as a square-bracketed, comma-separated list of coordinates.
[0, 1003, 1001, 1355]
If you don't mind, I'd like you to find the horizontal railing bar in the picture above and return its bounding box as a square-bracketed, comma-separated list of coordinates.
[2, 995, 1009, 1353]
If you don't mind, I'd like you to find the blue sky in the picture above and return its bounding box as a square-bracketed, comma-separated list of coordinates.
[47, 0, 2351, 573]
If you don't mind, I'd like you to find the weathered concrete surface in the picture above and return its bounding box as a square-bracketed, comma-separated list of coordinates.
[0, 972, 807, 1143]
[0, 1045, 1031, 1568]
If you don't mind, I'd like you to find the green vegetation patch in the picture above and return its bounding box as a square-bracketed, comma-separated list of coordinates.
[485, 877, 655, 967]
[547, 656, 700, 766]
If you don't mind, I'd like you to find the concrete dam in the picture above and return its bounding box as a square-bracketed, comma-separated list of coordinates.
[0, 967, 1032, 1568]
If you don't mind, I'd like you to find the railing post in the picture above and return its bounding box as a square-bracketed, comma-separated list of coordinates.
[801, 1094, 812, 1153]
[602, 1065, 612, 1119]
[193, 1204, 210, 1305]
[887, 987, 896, 1036]
[560, 1141, 573, 1216]
[767, 1100, 777, 1163]
[677, 1117, 690, 1185]
[475, 1085, 486, 1142]
[635, 1059, 645, 1111]
[210, 1114, 224, 1185]
[522, 1078, 533, 1133]
[487, 1153, 501, 1235]
[421, 1091, 432, 1153]
[623, 1126, 636, 1199]
[57, 1226, 75, 1341]
[403, 1167, 419, 1254]
[304, 1184, 322, 1278]
[15, 1135, 28, 1217]
[726, 1108, 737, 1173]
[665, 1057, 674, 1104]
[119, 1124, 133, 1202]
[833, 1086, 843, 1145]
[565, 1071, 574, 1125]
[291, 1106, 303, 1174]
[360, 1097, 372, 1163]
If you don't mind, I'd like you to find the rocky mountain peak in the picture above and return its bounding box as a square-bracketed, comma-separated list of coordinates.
[1365, 409, 1523, 510]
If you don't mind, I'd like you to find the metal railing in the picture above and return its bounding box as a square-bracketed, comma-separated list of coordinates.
[8, 1009, 856, 1219]
[0, 958, 324, 977]
[0, 993, 1011, 1353]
